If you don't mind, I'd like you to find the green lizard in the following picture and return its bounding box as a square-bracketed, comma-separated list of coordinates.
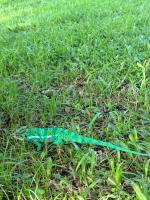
[18, 127, 150, 157]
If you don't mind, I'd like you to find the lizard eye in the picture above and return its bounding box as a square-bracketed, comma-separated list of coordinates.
[23, 134, 28, 139]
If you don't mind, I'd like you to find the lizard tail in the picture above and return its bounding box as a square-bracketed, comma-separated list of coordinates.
[74, 135, 150, 157]
[96, 140, 150, 156]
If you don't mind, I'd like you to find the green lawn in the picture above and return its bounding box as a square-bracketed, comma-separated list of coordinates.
[0, 0, 150, 199]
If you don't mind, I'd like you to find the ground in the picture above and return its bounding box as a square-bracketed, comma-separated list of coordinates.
[0, 0, 150, 199]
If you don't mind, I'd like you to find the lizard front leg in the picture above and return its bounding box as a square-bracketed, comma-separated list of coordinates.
[33, 139, 42, 151]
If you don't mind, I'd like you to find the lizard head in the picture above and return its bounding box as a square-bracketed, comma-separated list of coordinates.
[16, 128, 34, 141]
[16, 127, 51, 142]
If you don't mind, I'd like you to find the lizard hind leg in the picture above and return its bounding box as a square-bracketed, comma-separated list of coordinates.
[50, 128, 63, 145]
[52, 137, 62, 145]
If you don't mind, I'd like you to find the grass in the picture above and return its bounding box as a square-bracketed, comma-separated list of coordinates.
[0, 0, 150, 199]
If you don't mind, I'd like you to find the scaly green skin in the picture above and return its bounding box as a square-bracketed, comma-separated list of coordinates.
[18, 127, 150, 156]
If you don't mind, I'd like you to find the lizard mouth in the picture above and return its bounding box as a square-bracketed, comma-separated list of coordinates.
[16, 127, 28, 135]
[15, 127, 29, 140]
